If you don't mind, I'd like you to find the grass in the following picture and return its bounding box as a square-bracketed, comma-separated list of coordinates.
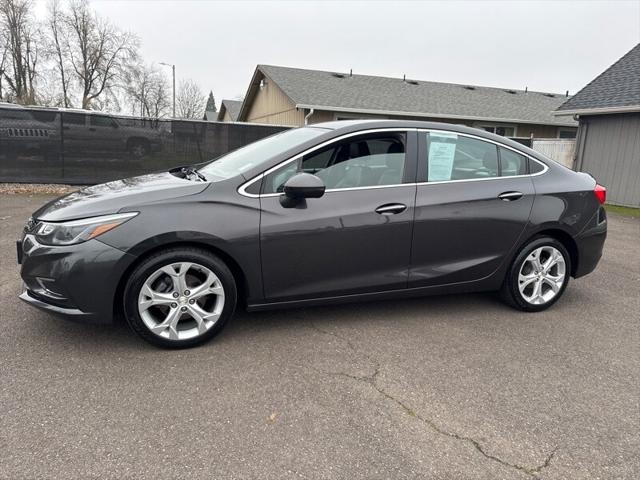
[606, 204, 640, 218]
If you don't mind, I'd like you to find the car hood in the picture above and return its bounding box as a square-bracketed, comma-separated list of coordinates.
[34, 172, 209, 222]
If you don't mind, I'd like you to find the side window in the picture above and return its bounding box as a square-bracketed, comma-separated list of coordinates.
[63, 113, 86, 126]
[499, 147, 527, 176]
[90, 115, 117, 127]
[262, 133, 406, 194]
[427, 133, 498, 181]
[301, 147, 333, 173]
[529, 159, 545, 174]
[31, 111, 58, 123]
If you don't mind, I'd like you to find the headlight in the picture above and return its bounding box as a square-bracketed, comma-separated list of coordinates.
[34, 212, 138, 246]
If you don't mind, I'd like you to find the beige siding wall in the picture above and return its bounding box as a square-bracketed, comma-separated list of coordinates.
[245, 79, 304, 126]
[242, 92, 577, 137]
[312, 112, 575, 139]
[307, 110, 336, 124]
[219, 110, 232, 123]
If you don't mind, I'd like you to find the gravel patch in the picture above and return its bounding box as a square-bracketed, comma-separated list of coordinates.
[0, 183, 82, 195]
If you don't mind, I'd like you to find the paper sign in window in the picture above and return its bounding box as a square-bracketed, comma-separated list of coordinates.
[428, 136, 457, 181]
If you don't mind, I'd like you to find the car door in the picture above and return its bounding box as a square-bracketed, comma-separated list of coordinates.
[258, 129, 418, 301]
[409, 130, 536, 287]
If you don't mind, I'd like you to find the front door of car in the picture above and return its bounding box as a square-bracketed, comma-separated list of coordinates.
[409, 131, 536, 287]
[259, 130, 417, 302]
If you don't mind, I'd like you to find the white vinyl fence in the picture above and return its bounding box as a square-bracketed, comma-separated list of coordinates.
[531, 139, 576, 169]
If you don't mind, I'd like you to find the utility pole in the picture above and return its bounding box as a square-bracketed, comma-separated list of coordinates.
[160, 62, 176, 117]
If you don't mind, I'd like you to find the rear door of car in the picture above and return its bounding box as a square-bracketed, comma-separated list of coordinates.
[257, 129, 418, 302]
[409, 130, 538, 287]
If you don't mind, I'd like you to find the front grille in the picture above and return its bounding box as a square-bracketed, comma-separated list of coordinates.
[6, 128, 51, 137]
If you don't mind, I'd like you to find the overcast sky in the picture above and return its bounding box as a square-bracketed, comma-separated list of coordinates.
[35, 0, 640, 104]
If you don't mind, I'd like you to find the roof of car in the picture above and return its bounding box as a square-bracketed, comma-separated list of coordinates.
[239, 65, 577, 126]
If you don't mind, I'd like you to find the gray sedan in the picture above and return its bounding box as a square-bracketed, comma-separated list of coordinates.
[18, 120, 607, 348]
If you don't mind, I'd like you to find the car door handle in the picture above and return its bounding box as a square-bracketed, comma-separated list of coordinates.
[498, 191, 524, 201]
[375, 203, 407, 215]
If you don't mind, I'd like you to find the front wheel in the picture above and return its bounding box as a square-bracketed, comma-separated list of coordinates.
[124, 248, 237, 348]
[501, 237, 571, 312]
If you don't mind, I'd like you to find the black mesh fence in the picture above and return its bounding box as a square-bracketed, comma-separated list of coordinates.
[0, 106, 289, 184]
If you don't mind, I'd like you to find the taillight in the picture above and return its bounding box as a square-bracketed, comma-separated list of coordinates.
[594, 184, 606, 204]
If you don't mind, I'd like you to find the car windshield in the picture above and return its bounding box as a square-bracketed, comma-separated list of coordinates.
[200, 127, 327, 180]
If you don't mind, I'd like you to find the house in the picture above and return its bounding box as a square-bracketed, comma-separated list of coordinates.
[236, 65, 578, 138]
[217, 99, 243, 122]
[555, 43, 640, 207]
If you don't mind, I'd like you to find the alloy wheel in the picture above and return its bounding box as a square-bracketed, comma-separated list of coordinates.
[138, 262, 225, 341]
[131, 144, 146, 158]
[517, 246, 566, 305]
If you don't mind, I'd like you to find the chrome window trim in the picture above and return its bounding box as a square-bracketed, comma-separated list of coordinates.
[417, 128, 549, 182]
[237, 127, 549, 198]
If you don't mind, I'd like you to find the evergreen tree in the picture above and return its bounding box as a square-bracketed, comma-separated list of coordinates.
[205, 91, 217, 112]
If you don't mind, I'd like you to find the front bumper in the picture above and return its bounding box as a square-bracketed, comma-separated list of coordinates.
[18, 234, 137, 324]
[19, 289, 105, 324]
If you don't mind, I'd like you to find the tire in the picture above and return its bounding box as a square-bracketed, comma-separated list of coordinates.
[123, 247, 237, 348]
[500, 236, 571, 312]
[128, 139, 149, 159]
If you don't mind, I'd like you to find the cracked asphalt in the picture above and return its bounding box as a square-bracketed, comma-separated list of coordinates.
[1, 193, 639, 479]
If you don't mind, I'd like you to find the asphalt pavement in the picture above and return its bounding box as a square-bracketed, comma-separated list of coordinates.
[1, 193, 638, 479]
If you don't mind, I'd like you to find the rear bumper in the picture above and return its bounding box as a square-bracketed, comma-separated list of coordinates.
[574, 207, 607, 278]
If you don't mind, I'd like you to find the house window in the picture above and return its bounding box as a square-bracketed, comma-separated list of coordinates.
[479, 125, 516, 137]
[558, 129, 577, 139]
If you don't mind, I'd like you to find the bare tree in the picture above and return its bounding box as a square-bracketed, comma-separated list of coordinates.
[46, 0, 70, 106]
[123, 62, 171, 118]
[176, 79, 206, 119]
[0, 0, 40, 104]
[0, 43, 8, 100]
[62, 0, 138, 109]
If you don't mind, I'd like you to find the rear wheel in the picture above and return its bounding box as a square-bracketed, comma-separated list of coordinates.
[124, 248, 237, 348]
[501, 236, 571, 312]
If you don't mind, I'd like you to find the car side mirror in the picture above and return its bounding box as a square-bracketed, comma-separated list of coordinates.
[283, 172, 325, 199]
